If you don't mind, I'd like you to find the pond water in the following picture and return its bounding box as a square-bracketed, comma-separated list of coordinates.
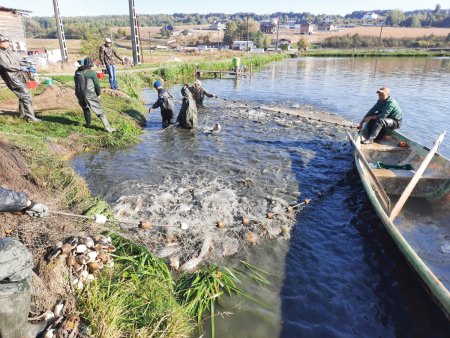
[72, 57, 450, 337]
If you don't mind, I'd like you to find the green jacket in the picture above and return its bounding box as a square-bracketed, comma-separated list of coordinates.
[365, 96, 402, 121]
[74, 66, 101, 99]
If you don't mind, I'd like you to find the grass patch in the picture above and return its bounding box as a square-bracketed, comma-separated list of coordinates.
[153, 53, 288, 83]
[78, 234, 193, 338]
[77, 234, 272, 338]
[298, 49, 450, 57]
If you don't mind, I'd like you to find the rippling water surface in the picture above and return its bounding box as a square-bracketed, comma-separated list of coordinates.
[72, 58, 450, 337]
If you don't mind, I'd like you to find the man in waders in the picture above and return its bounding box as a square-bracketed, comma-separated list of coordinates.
[0, 187, 48, 337]
[74, 58, 116, 133]
[358, 86, 402, 144]
[189, 79, 216, 107]
[150, 80, 176, 126]
[0, 34, 41, 122]
[177, 84, 198, 129]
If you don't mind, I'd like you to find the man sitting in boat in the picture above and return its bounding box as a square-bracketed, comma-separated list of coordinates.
[358, 87, 402, 144]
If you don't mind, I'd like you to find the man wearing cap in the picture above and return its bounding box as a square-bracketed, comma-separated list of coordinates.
[0, 34, 41, 122]
[150, 80, 176, 126]
[358, 86, 402, 144]
[99, 38, 123, 90]
[74, 57, 116, 132]
[189, 80, 217, 107]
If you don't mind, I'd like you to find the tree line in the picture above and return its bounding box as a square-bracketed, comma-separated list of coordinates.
[24, 7, 450, 40]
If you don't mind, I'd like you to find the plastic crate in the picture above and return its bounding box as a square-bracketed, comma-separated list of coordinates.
[26, 80, 38, 89]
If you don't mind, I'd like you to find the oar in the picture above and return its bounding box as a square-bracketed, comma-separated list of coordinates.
[389, 132, 446, 222]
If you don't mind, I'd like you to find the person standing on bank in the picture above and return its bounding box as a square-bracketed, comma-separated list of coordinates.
[0, 34, 41, 122]
[189, 79, 217, 107]
[358, 86, 402, 144]
[150, 80, 176, 126]
[74, 57, 116, 133]
[99, 38, 123, 90]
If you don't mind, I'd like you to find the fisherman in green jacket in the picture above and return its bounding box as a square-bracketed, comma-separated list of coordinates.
[74, 57, 115, 132]
[358, 86, 402, 144]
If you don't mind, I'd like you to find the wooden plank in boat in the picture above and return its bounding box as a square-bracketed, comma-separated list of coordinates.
[360, 142, 411, 152]
[373, 168, 448, 179]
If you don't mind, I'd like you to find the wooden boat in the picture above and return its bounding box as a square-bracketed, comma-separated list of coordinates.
[346, 129, 450, 319]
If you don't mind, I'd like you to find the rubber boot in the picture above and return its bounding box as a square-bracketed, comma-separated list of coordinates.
[365, 119, 384, 143]
[99, 114, 116, 133]
[83, 108, 92, 128]
[0, 238, 47, 338]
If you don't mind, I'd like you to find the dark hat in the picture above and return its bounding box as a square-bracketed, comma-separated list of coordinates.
[83, 57, 94, 68]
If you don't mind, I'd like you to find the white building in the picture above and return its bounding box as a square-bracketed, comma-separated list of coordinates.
[232, 40, 254, 51]
[210, 20, 226, 30]
[362, 13, 379, 20]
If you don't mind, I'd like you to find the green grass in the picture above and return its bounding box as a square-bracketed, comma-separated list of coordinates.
[77, 234, 193, 338]
[78, 234, 272, 338]
[153, 53, 288, 83]
[298, 49, 450, 57]
[0, 85, 145, 209]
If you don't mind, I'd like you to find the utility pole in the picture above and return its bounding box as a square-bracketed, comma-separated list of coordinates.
[52, 0, 68, 62]
[246, 14, 249, 52]
[377, 23, 384, 52]
[128, 0, 141, 65]
[275, 17, 280, 51]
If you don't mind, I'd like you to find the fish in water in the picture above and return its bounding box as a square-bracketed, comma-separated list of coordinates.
[205, 123, 221, 135]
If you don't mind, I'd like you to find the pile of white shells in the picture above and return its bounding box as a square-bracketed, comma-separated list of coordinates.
[47, 235, 115, 290]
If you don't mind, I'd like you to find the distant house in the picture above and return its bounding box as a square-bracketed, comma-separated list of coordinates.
[160, 24, 174, 36]
[318, 22, 336, 31]
[0, 6, 30, 53]
[300, 23, 315, 35]
[259, 21, 275, 34]
[210, 20, 226, 31]
[362, 13, 379, 21]
[232, 40, 254, 51]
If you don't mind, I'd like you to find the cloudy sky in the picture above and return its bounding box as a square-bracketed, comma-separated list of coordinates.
[1, 0, 448, 16]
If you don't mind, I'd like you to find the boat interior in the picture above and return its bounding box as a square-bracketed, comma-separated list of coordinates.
[359, 131, 450, 197]
[357, 130, 450, 297]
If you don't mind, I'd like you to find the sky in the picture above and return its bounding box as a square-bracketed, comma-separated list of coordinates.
[1, 0, 449, 17]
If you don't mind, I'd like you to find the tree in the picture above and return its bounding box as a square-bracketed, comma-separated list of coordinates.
[81, 29, 106, 59]
[24, 18, 44, 38]
[263, 35, 271, 49]
[385, 9, 405, 26]
[433, 4, 441, 15]
[411, 16, 421, 28]
[297, 37, 309, 50]
[255, 31, 264, 48]
[223, 21, 237, 45]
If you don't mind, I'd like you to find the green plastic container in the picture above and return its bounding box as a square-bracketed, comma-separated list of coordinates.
[232, 57, 241, 69]
[45, 78, 53, 86]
